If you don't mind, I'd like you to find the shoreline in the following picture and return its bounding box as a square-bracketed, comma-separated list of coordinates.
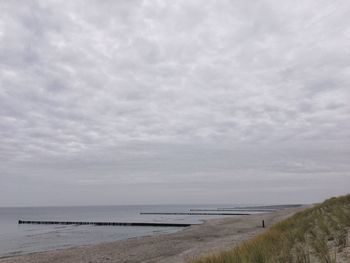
[0, 206, 307, 263]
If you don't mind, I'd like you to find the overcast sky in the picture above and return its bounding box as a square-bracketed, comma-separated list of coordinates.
[0, 0, 349, 207]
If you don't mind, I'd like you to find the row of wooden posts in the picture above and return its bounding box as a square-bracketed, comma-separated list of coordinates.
[18, 219, 266, 228]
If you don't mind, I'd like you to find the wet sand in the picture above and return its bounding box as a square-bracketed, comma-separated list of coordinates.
[0, 206, 307, 263]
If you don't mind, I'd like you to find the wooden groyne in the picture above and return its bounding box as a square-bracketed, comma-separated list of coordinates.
[217, 204, 302, 210]
[18, 220, 192, 227]
[190, 209, 275, 212]
[140, 212, 251, 216]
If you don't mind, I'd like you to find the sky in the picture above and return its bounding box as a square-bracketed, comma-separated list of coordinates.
[0, 0, 349, 207]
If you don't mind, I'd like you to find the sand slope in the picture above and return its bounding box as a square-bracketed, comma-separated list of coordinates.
[0, 207, 306, 263]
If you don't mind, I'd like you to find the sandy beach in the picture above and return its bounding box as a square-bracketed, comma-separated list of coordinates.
[0, 206, 306, 263]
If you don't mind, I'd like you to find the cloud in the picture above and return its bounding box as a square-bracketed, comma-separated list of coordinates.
[0, 0, 349, 205]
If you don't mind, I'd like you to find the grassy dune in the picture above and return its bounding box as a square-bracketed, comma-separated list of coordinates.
[191, 194, 350, 263]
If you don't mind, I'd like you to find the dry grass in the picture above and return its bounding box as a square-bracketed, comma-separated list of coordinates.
[191, 194, 350, 263]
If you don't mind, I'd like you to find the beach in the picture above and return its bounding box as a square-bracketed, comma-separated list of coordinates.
[0, 206, 306, 263]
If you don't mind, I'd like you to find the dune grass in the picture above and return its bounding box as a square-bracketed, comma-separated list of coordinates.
[191, 194, 350, 263]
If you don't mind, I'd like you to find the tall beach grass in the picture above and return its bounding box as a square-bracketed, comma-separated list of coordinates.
[191, 194, 350, 263]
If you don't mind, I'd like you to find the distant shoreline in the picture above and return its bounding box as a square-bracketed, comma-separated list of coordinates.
[0, 206, 307, 263]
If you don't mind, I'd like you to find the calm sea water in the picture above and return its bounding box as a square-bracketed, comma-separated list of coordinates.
[0, 204, 245, 258]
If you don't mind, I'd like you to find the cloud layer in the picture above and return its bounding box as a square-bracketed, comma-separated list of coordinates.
[1, 0, 349, 206]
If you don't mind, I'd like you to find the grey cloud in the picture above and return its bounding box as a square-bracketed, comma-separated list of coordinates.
[0, 0, 349, 206]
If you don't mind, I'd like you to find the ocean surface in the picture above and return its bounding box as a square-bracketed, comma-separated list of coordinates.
[0, 204, 250, 258]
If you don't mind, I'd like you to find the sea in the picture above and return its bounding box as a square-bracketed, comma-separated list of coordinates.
[0, 204, 250, 258]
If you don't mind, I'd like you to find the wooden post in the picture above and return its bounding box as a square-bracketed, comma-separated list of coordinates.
[262, 220, 265, 228]
[18, 220, 192, 227]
